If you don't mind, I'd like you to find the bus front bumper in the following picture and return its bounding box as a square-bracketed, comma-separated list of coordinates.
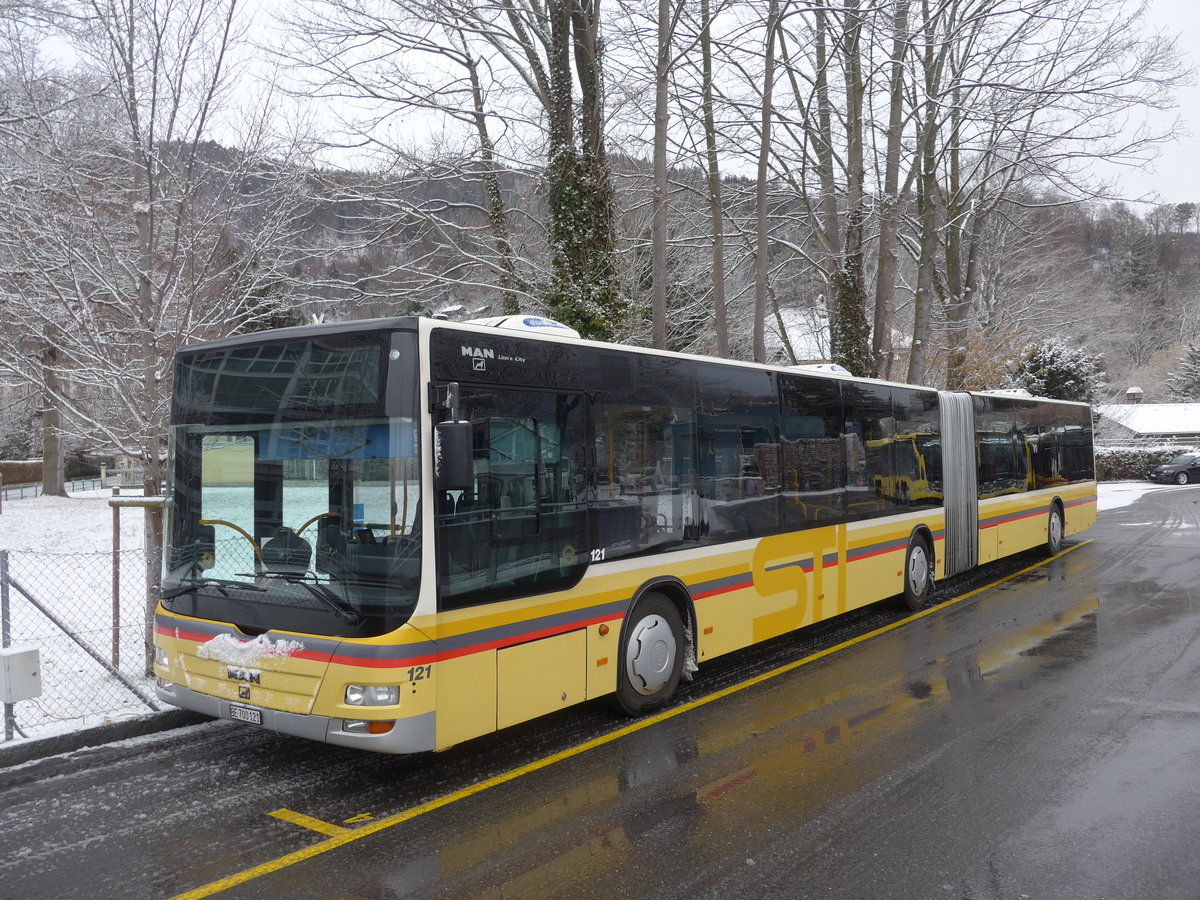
[155, 679, 437, 754]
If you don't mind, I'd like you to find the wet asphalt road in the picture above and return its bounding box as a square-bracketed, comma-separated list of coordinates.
[4, 486, 1200, 899]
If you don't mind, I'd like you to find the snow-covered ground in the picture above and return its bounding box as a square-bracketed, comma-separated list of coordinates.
[1095, 480, 1169, 511]
[0, 480, 1169, 746]
[0, 488, 153, 741]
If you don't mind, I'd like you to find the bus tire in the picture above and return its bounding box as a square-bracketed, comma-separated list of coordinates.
[1046, 503, 1065, 556]
[902, 534, 933, 611]
[614, 593, 685, 716]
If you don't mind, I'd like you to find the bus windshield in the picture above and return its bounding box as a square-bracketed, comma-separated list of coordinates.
[162, 330, 420, 637]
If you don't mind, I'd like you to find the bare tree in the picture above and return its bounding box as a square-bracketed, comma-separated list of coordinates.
[280, 0, 533, 315]
[904, 0, 1184, 385]
[0, 0, 307, 666]
[284, 0, 626, 337]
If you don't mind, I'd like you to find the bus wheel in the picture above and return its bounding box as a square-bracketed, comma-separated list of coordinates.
[902, 535, 933, 611]
[614, 593, 685, 716]
[1047, 504, 1065, 556]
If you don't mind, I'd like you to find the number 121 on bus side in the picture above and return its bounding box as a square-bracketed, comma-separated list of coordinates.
[153, 314, 1096, 753]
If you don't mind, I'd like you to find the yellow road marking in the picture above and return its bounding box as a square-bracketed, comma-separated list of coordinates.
[268, 809, 350, 837]
[170, 540, 1090, 900]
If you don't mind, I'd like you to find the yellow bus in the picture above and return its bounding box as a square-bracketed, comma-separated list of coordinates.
[153, 315, 1096, 752]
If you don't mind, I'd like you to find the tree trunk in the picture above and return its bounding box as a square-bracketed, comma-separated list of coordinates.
[651, 0, 670, 349]
[754, 0, 781, 364]
[811, 3, 842, 331]
[544, 0, 623, 340]
[465, 51, 523, 313]
[830, 0, 873, 377]
[700, 0, 729, 357]
[945, 203, 984, 389]
[40, 347, 66, 498]
[907, 0, 942, 386]
[908, 139, 939, 386]
[872, 0, 910, 380]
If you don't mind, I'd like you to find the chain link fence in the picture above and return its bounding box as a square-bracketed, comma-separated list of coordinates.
[1, 547, 159, 741]
[0, 477, 108, 503]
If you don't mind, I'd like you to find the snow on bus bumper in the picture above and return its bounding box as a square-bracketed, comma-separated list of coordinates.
[154, 679, 437, 754]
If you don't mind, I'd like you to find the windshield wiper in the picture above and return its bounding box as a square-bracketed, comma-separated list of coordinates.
[162, 577, 268, 599]
[237, 572, 363, 625]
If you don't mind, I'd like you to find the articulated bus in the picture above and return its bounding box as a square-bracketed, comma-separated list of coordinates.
[152, 315, 1096, 753]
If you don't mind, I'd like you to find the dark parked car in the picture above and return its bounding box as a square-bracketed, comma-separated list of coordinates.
[1149, 453, 1200, 485]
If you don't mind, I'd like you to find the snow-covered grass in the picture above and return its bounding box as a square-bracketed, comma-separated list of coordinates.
[0, 479, 1164, 747]
[0, 488, 145, 553]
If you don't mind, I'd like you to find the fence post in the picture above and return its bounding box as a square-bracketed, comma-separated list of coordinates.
[108, 493, 164, 677]
[144, 502, 163, 677]
[111, 487, 121, 668]
[2, 550, 12, 741]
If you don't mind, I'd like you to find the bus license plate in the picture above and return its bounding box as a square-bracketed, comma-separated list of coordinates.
[229, 704, 262, 726]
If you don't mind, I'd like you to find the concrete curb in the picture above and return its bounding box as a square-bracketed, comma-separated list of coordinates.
[0, 710, 209, 769]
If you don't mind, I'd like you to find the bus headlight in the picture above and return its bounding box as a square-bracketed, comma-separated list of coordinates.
[154, 646, 168, 667]
[344, 684, 400, 706]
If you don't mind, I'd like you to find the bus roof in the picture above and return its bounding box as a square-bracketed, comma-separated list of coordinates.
[175, 314, 1089, 407]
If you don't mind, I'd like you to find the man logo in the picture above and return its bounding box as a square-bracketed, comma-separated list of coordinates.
[462, 345, 492, 372]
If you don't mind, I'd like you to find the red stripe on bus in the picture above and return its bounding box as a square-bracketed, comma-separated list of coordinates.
[692, 580, 755, 600]
[154, 624, 338, 664]
[979, 507, 1046, 529]
[331, 610, 630, 668]
[846, 543, 906, 562]
[154, 624, 217, 645]
[159, 612, 631, 671]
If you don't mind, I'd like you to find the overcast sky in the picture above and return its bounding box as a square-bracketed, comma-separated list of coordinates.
[1111, 0, 1200, 203]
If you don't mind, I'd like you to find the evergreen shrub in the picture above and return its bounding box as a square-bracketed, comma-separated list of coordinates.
[1095, 445, 1198, 481]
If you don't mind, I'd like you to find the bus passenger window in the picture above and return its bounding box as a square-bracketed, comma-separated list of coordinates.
[891, 387, 942, 507]
[436, 388, 588, 610]
[975, 394, 1024, 498]
[592, 402, 697, 558]
[779, 373, 846, 528]
[842, 383, 897, 519]
[694, 364, 780, 543]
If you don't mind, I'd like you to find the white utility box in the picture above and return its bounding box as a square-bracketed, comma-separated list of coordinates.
[0, 646, 42, 703]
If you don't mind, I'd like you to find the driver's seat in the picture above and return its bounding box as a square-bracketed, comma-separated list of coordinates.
[261, 526, 312, 575]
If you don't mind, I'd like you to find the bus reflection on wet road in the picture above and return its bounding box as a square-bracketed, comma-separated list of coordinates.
[245, 557, 1113, 899]
[9, 489, 1200, 900]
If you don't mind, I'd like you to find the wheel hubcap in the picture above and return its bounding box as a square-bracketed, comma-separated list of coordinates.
[1050, 513, 1063, 547]
[626, 614, 676, 695]
[908, 546, 929, 595]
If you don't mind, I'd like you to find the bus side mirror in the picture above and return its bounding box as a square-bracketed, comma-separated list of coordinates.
[434, 421, 473, 491]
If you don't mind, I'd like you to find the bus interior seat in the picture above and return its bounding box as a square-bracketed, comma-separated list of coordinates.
[262, 526, 312, 574]
[315, 519, 344, 573]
